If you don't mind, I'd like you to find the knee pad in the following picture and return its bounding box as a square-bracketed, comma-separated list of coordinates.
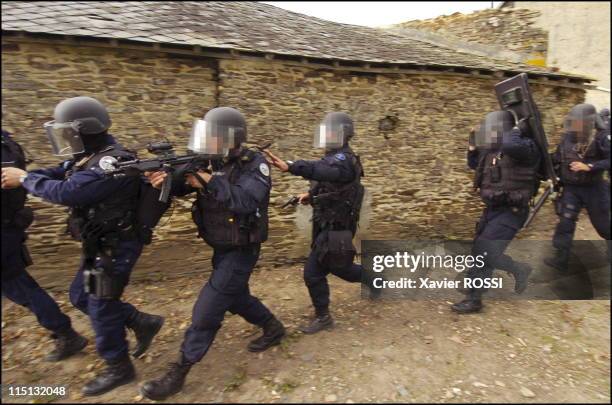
[560, 202, 580, 221]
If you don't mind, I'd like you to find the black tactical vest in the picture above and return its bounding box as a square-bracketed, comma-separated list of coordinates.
[66, 143, 140, 242]
[1, 132, 31, 229]
[312, 148, 365, 237]
[476, 150, 539, 207]
[559, 136, 603, 185]
[191, 147, 269, 249]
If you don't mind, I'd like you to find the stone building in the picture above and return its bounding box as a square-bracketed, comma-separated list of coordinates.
[394, 1, 610, 108]
[1, 1, 590, 284]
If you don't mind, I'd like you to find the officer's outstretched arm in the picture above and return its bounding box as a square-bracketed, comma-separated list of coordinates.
[28, 162, 68, 179]
[288, 157, 354, 183]
[22, 169, 134, 207]
[206, 164, 270, 214]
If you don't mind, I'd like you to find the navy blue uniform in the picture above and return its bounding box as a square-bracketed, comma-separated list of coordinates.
[2, 130, 73, 334]
[466, 128, 540, 296]
[20, 135, 143, 362]
[172, 149, 274, 364]
[288, 146, 363, 314]
[551, 129, 611, 251]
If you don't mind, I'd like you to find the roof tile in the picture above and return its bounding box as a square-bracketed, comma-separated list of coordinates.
[0, 1, 587, 80]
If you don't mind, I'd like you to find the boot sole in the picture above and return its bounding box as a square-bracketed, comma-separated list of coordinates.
[299, 321, 335, 334]
[82, 371, 136, 397]
[247, 331, 286, 353]
[140, 383, 182, 401]
[132, 317, 165, 358]
[451, 306, 483, 314]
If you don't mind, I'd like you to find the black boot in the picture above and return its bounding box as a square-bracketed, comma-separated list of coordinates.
[46, 328, 88, 362]
[126, 310, 165, 358]
[511, 262, 533, 294]
[363, 272, 383, 300]
[299, 311, 334, 334]
[141, 356, 193, 401]
[451, 298, 483, 314]
[82, 356, 136, 396]
[247, 316, 286, 352]
[544, 249, 569, 272]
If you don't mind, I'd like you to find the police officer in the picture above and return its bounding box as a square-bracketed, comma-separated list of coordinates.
[265, 112, 377, 334]
[2, 129, 87, 361]
[1, 97, 164, 396]
[451, 111, 537, 314]
[599, 107, 610, 131]
[140, 107, 285, 401]
[545, 103, 610, 271]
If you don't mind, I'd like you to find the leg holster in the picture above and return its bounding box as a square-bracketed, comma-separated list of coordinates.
[82, 236, 125, 300]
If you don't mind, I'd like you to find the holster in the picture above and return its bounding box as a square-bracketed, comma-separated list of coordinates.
[82, 249, 124, 299]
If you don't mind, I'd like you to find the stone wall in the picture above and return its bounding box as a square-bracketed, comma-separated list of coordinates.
[1, 40, 585, 286]
[395, 8, 548, 66]
[504, 2, 610, 109]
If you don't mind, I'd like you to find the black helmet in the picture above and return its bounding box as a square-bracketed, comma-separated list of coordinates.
[188, 107, 247, 157]
[53, 96, 111, 135]
[475, 110, 514, 150]
[44, 96, 111, 156]
[314, 112, 354, 149]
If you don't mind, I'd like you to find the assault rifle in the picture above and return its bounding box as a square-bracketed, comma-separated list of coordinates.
[104, 141, 274, 204]
[494, 73, 561, 228]
[103, 141, 214, 203]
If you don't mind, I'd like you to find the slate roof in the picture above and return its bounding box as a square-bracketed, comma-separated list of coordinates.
[1, 1, 589, 81]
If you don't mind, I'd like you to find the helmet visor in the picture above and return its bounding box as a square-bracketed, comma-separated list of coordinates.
[564, 114, 595, 143]
[44, 120, 84, 156]
[313, 123, 347, 149]
[475, 120, 505, 149]
[188, 119, 243, 157]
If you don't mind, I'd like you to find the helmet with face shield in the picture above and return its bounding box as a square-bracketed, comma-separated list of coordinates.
[44, 96, 111, 156]
[474, 110, 515, 150]
[564, 103, 599, 144]
[188, 107, 247, 158]
[314, 112, 354, 150]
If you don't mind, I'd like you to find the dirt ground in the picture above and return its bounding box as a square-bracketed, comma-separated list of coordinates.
[2, 216, 610, 404]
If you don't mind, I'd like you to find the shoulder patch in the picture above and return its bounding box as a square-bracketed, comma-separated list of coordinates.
[334, 153, 346, 161]
[259, 162, 270, 177]
[98, 155, 118, 171]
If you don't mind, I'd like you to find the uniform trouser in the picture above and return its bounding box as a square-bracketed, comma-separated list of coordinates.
[466, 206, 528, 299]
[2, 228, 72, 333]
[68, 240, 143, 362]
[303, 246, 362, 315]
[552, 182, 611, 251]
[180, 244, 273, 364]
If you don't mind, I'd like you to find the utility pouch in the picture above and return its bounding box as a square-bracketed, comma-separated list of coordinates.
[321, 230, 356, 270]
[490, 165, 502, 183]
